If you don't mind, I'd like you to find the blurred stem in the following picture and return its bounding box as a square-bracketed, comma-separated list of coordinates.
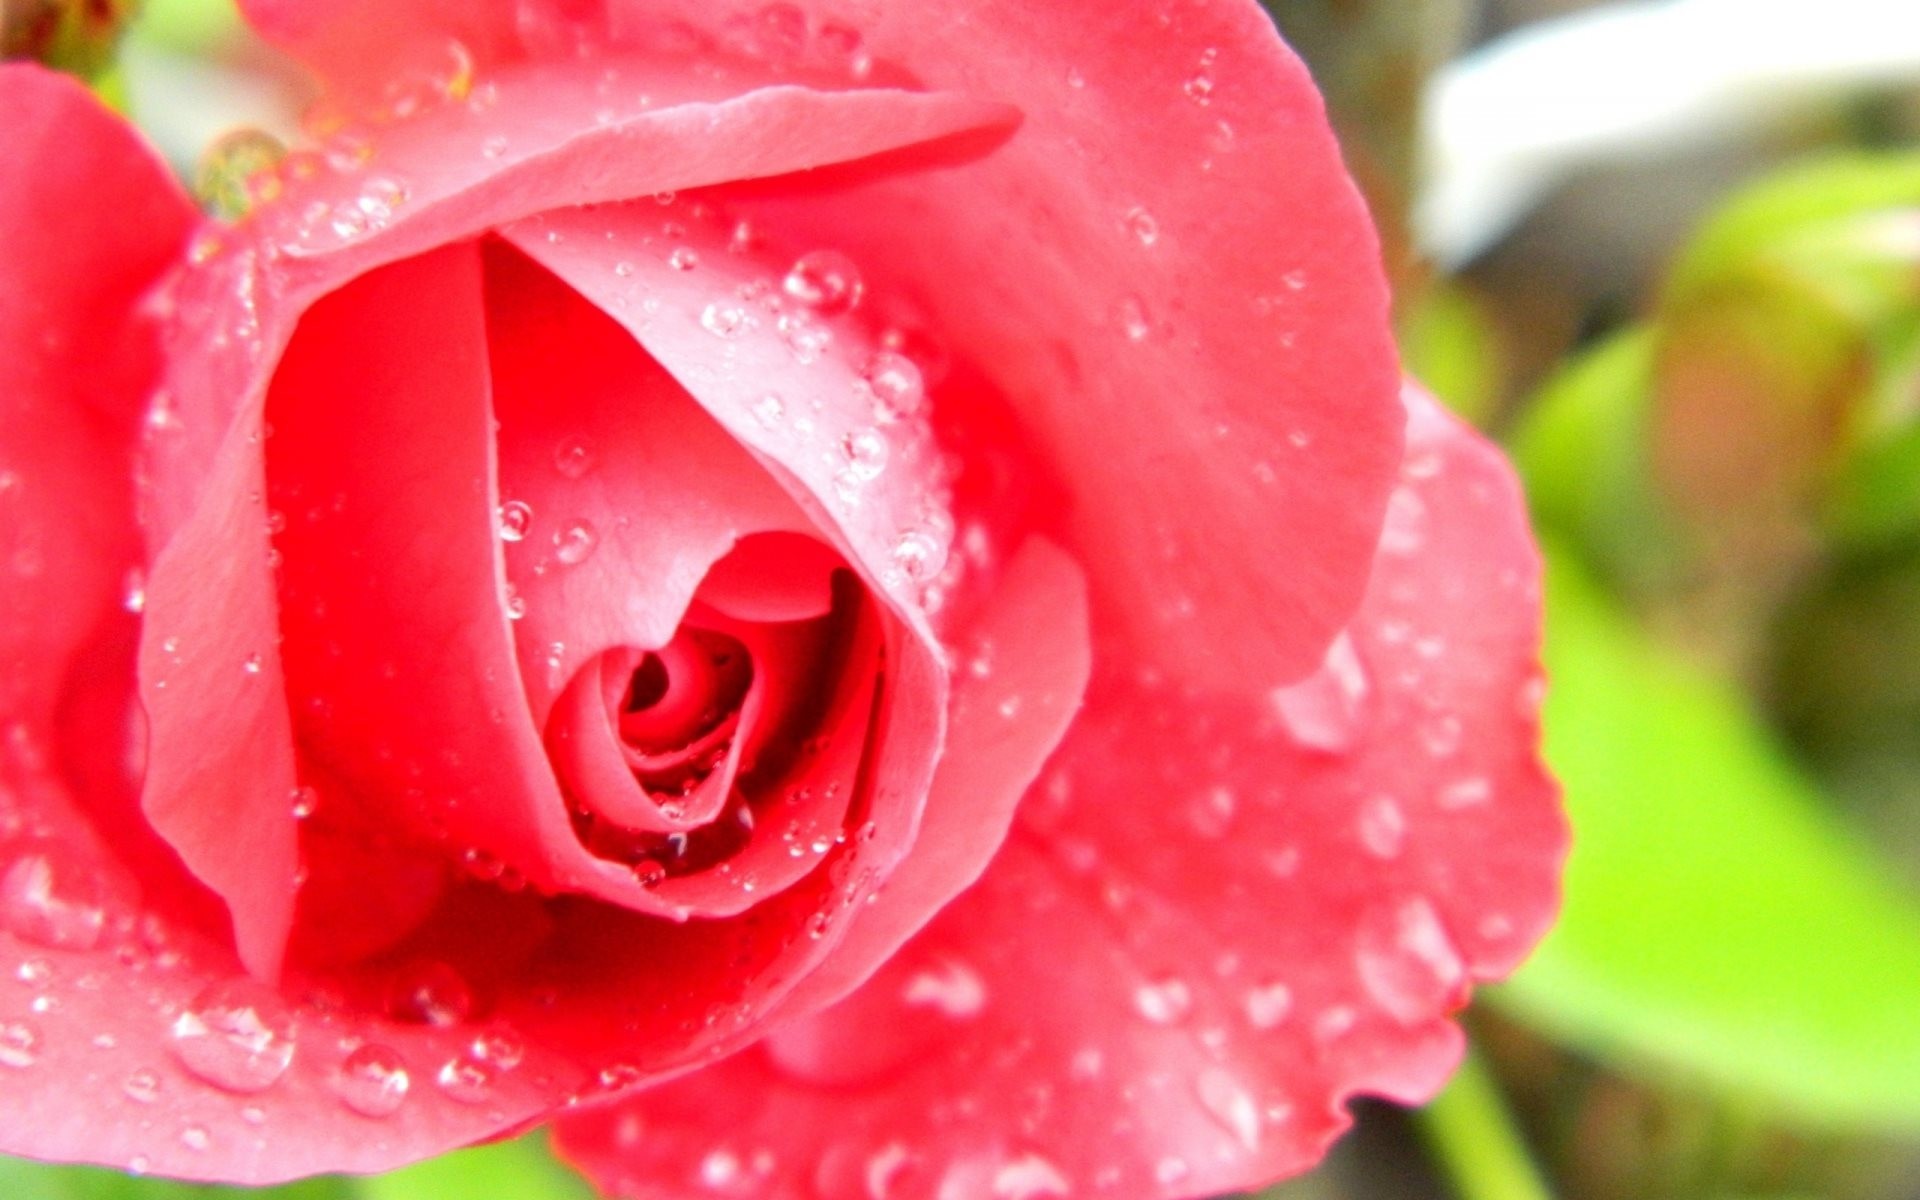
[1417, 1048, 1558, 1200]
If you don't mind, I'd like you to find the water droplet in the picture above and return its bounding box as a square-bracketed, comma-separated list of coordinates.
[333, 1043, 410, 1117]
[700, 300, 750, 338]
[553, 520, 599, 566]
[1437, 776, 1491, 810]
[1357, 897, 1465, 1024]
[480, 135, 509, 159]
[1357, 794, 1406, 859]
[1243, 980, 1294, 1030]
[891, 530, 946, 582]
[901, 959, 985, 1019]
[1133, 975, 1192, 1025]
[1187, 785, 1236, 837]
[1184, 71, 1214, 104]
[497, 500, 533, 542]
[503, 584, 528, 621]
[179, 1124, 211, 1151]
[1155, 1157, 1191, 1186]
[1124, 206, 1160, 247]
[840, 428, 889, 482]
[865, 1143, 911, 1200]
[123, 1067, 162, 1102]
[667, 247, 700, 271]
[1269, 632, 1370, 753]
[1, 846, 106, 950]
[1380, 490, 1427, 556]
[122, 568, 147, 614]
[1196, 1068, 1262, 1150]
[784, 249, 865, 314]
[862, 352, 926, 419]
[553, 438, 595, 479]
[1114, 296, 1151, 342]
[385, 960, 474, 1027]
[242, 653, 264, 675]
[992, 1154, 1070, 1198]
[778, 311, 832, 363]
[290, 786, 319, 820]
[752, 393, 786, 428]
[169, 980, 297, 1094]
[0, 1019, 41, 1068]
[435, 1047, 499, 1104]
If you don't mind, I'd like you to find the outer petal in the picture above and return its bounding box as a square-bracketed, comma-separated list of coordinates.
[620, 0, 1405, 689]
[0, 65, 191, 726]
[232, 0, 1404, 690]
[553, 389, 1563, 1199]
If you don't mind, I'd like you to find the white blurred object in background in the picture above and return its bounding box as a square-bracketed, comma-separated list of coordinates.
[1420, 0, 1920, 266]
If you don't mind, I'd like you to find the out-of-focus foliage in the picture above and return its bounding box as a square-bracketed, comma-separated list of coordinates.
[1502, 544, 1920, 1130]
[0, 1136, 587, 1200]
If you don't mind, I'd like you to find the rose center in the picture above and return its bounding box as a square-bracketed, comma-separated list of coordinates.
[615, 629, 753, 766]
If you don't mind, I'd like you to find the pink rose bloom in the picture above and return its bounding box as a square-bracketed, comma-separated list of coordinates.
[0, 1, 1563, 1196]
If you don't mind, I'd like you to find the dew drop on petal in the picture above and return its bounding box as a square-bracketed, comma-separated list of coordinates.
[1268, 632, 1370, 753]
[1358, 794, 1407, 859]
[169, 980, 297, 1094]
[992, 1154, 1070, 1199]
[333, 1043, 410, 1118]
[891, 530, 946, 583]
[900, 959, 986, 1019]
[841, 428, 889, 482]
[862, 352, 926, 420]
[0, 1019, 41, 1068]
[701, 300, 750, 338]
[386, 959, 474, 1027]
[784, 249, 864, 314]
[1115, 296, 1151, 342]
[497, 500, 533, 543]
[1124, 206, 1160, 247]
[553, 437, 595, 479]
[1196, 1068, 1263, 1150]
[435, 1047, 499, 1104]
[1, 845, 106, 950]
[123, 1067, 162, 1102]
[1133, 975, 1192, 1025]
[667, 247, 700, 272]
[1357, 897, 1466, 1024]
[553, 520, 599, 566]
[1437, 776, 1492, 810]
[1242, 980, 1294, 1030]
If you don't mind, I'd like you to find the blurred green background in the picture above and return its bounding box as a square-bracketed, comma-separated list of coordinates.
[8, 0, 1920, 1196]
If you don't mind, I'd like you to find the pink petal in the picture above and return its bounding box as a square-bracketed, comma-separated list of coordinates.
[553, 389, 1563, 1199]
[0, 69, 568, 1185]
[0, 63, 191, 727]
[611, 0, 1406, 687]
[483, 240, 807, 722]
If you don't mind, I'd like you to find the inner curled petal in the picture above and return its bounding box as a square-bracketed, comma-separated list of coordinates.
[547, 565, 888, 914]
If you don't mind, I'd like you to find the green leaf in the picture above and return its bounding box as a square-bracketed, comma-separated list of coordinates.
[1494, 546, 1920, 1130]
[357, 1134, 595, 1200]
[1509, 329, 1690, 594]
[1397, 282, 1503, 428]
[0, 1158, 354, 1200]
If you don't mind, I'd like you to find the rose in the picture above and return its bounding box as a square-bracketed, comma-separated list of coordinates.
[0, 1, 1563, 1196]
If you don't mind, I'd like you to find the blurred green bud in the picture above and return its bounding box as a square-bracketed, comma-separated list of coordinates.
[1, 0, 140, 81]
